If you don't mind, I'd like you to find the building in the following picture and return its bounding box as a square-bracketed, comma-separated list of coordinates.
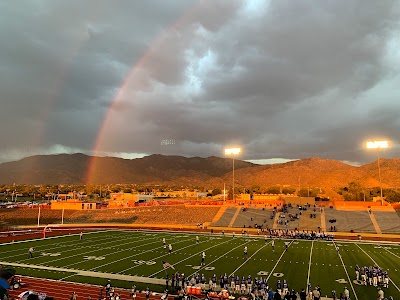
[108, 193, 153, 208]
[51, 199, 96, 210]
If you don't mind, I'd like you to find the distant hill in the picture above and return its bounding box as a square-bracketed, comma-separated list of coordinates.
[0, 154, 399, 193]
[0, 153, 255, 185]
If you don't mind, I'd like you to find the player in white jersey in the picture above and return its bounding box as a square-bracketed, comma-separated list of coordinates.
[28, 247, 34, 258]
[355, 265, 360, 281]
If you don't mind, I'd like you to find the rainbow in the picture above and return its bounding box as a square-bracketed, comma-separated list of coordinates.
[85, 2, 199, 184]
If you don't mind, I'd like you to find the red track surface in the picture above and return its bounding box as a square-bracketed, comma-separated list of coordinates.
[7, 276, 174, 300]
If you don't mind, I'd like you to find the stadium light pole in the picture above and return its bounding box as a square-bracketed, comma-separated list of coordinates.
[366, 140, 389, 205]
[225, 148, 241, 203]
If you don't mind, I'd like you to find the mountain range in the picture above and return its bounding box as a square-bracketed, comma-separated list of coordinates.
[0, 154, 400, 194]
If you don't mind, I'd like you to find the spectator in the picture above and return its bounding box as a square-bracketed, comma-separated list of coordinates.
[312, 287, 320, 300]
[130, 286, 136, 299]
[343, 287, 349, 300]
[268, 289, 274, 300]
[105, 280, 112, 296]
[377, 287, 384, 300]
[27, 295, 39, 300]
[273, 290, 282, 300]
[145, 288, 150, 300]
[299, 289, 307, 300]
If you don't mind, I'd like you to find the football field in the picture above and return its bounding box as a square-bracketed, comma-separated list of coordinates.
[0, 230, 399, 299]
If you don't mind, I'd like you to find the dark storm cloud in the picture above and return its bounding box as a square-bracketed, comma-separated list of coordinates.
[0, 0, 399, 164]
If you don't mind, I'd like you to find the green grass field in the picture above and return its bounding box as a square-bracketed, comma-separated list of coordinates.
[1, 230, 399, 299]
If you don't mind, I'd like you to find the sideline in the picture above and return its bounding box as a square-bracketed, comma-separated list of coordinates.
[0, 261, 164, 285]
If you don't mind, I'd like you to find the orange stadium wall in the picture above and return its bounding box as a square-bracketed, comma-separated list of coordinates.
[283, 196, 315, 206]
[253, 194, 281, 200]
[333, 200, 390, 208]
[226, 199, 284, 207]
[236, 194, 251, 201]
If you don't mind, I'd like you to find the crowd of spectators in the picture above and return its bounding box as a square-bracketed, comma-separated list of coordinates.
[267, 229, 334, 240]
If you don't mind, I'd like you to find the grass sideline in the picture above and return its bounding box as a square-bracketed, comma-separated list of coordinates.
[0, 229, 399, 299]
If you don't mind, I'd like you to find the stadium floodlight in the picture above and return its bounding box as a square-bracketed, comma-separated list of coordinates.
[366, 140, 389, 205]
[366, 141, 388, 149]
[225, 147, 241, 202]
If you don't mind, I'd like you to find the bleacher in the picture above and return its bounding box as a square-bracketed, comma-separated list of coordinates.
[324, 208, 376, 233]
[231, 207, 274, 229]
[274, 207, 301, 230]
[211, 207, 238, 227]
[373, 210, 400, 234]
[298, 209, 321, 231]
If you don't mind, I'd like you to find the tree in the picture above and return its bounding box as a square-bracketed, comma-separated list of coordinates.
[266, 186, 280, 194]
[297, 189, 309, 197]
[348, 182, 364, 201]
[282, 187, 296, 195]
[384, 190, 400, 203]
[249, 185, 261, 194]
[212, 188, 222, 196]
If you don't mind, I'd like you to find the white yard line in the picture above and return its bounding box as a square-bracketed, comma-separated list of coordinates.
[2, 230, 148, 259]
[229, 242, 270, 276]
[306, 240, 314, 292]
[40, 230, 190, 267]
[188, 240, 250, 278]
[0, 229, 113, 250]
[13, 231, 162, 264]
[265, 240, 293, 282]
[355, 244, 400, 293]
[60, 240, 201, 281]
[382, 247, 400, 260]
[148, 238, 233, 277]
[333, 241, 359, 300]
[61, 234, 173, 268]
[85, 236, 194, 271]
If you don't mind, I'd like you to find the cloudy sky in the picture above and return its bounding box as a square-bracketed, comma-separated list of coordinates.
[1, 0, 400, 165]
